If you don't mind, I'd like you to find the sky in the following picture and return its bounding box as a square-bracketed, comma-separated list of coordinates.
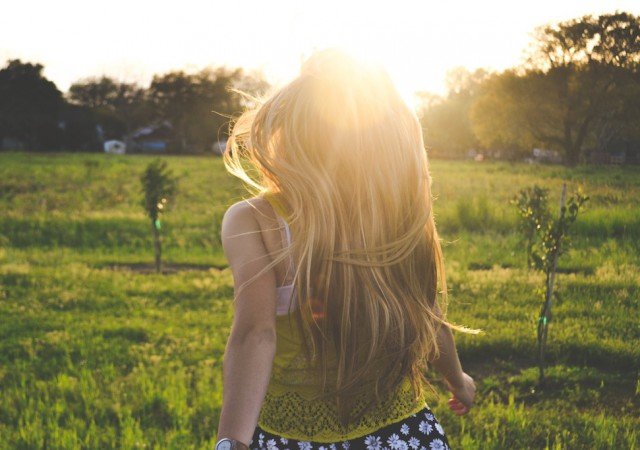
[1, 0, 638, 100]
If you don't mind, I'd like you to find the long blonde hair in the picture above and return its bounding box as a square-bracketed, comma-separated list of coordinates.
[224, 49, 477, 426]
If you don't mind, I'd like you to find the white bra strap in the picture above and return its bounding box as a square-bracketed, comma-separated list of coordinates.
[282, 219, 292, 247]
[276, 215, 295, 270]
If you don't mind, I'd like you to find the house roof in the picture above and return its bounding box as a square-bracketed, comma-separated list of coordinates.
[128, 120, 173, 141]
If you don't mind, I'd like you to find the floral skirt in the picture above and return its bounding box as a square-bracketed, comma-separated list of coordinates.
[249, 406, 450, 450]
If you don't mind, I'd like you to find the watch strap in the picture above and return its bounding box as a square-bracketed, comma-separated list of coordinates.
[215, 437, 250, 450]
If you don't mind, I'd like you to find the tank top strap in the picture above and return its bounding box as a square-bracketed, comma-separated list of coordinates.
[281, 216, 292, 247]
[274, 214, 295, 270]
[264, 192, 295, 270]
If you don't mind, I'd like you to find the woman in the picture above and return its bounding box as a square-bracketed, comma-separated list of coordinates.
[215, 49, 478, 450]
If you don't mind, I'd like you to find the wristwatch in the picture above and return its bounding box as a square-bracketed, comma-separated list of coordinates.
[215, 438, 249, 450]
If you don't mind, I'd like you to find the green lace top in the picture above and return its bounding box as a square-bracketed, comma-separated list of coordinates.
[258, 192, 430, 442]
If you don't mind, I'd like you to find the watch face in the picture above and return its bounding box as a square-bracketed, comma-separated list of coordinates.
[216, 439, 232, 450]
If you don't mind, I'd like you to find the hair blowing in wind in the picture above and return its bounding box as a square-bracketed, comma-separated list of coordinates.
[224, 48, 479, 426]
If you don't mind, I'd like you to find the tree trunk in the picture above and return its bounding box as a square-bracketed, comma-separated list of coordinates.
[537, 272, 551, 384]
[562, 114, 580, 166]
[537, 184, 567, 386]
[564, 142, 581, 166]
[152, 221, 162, 274]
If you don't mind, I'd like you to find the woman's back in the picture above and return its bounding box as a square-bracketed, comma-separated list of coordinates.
[251, 193, 431, 442]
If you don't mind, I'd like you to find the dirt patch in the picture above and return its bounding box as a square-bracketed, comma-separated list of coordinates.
[98, 262, 227, 274]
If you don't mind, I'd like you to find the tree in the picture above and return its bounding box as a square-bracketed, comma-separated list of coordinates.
[140, 160, 178, 274]
[527, 12, 640, 164]
[470, 70, 548, 156]
[0, 59, 64, 150]
[68, 76, 151, 138]
[58, 103, 101, 152]
[419, 68, 488, 158]
[528, 12, 640, 70]
[69, 76, 119, 110]
[471, 12, 640, 165]
[148, 67, 267, 153]
[513, 184, 588, 385]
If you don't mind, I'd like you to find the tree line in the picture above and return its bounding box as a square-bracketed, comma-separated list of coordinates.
[0, 60, 268, 153]
[1, 11, 638, 163]
[420, 11, 640, 165]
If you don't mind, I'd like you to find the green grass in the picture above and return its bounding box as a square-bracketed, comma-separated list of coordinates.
[0, 151, 638, 449]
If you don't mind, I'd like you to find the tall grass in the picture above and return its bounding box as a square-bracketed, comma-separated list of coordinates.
[0, 153, 638, 449]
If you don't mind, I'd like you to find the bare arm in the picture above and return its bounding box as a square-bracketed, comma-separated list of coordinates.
[429, 306, 476, 414]
[430, 324, 465, 388]
[215, 201, 278, 446]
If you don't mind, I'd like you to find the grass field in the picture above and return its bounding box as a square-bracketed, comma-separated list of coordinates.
[0, 151, 638, 449]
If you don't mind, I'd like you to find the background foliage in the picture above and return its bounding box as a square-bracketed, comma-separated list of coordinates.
[421, 12, 640, 164]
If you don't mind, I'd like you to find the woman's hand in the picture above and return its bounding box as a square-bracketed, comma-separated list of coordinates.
[445, 372, 476, 415]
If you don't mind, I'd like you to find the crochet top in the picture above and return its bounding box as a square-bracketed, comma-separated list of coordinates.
[257, 192, 430, 443]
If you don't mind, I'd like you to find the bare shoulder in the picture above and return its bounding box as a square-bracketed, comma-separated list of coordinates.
[222, 196, 271, 226]
[220, 196, 281, 294]
[220, 197, 276, 244]
[221, 199, 257, 239]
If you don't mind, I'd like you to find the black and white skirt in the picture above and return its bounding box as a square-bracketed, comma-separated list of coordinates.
[250, 406, 451, 450]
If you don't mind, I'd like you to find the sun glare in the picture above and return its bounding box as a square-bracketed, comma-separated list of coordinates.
[312, 45, 421, 111]
[286, 2, 434, 108]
